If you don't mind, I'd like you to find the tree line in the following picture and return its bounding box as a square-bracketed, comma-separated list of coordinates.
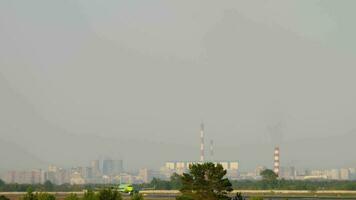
[135, 178, 356, 191]
[2, 177, 356, 192]
[0, 187, 144, 200]
[136, 169, 356, 191]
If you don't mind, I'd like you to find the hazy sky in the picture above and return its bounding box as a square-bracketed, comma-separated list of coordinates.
[1, 0, 356, 171]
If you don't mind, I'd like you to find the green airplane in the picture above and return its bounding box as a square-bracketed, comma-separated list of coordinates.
[90, 184, 138, 195]
[117, 184, 137, 195]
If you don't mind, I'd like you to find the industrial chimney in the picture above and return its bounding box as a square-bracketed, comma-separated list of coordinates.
[273, 146, 280, 176]
[200, 123, 205, 162]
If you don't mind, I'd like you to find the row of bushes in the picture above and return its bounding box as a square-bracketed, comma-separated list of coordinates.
[230, 179, 356, 190]
[135, 178, 356, 191]
[2, 178, 356, 192]
[0, 188, 145, 200]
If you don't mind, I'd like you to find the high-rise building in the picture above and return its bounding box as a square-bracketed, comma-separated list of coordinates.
[280, 166, 296, 180]
[226, 162, 239, 180]
[326, 169, 340, 180]
[5, 171, 16, 183]
[113, 160, 124, 174]
[102, 159, 123, 175]
[138, 168, 158, 183]
[83, 167, 93, 179]
[220, 162, 229, 170]
[165, 162, 175, 170]
[103, 160, 113, 175]
[70, 172, 85, 185]
[48, 165, 58, 172]
[5, 170, 44, 184]
[45, 168, 70, 185]
[230, 162, 239, 170]
[91, 160, 101, 176]
[340, 168, 350, 180]
[349, 168, 356, 180]
[163, 160, 238, 178]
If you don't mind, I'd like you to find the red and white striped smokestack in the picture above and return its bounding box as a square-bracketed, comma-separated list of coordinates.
[200, 123, 205, 162]
[273, 146, 280, 176]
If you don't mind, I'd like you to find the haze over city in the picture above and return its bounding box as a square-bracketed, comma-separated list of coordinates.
[1, 0, 356, 175]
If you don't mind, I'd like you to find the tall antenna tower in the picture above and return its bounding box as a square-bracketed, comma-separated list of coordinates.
[273, 146, 280, 176]
[200, 123, 205, 162]
[210, 140, 214, 161]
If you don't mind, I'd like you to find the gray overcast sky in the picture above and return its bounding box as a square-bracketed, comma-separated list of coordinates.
[1, 0, 356, 171]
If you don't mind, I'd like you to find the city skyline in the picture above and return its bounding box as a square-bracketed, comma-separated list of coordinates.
[2, 157, 356, 185]
[1, 124, 356, 184]
[1, 136, 356, 185]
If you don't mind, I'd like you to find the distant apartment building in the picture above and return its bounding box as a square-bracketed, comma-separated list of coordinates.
[238, 171, 259, 180]
[4, 169, 44, 184]
[349, 168, 356, 180]
[164, 161, 238, 171]
[69, 166, 93, 180]
[163, 161, 239, 179]
[118, 173, 134, 184]
[70, 172, 85, 185]
[340, 168, 350, 180]
[138, 168, 150, 183]
[138, 168, 163, 183]
[84, 167, 93, 179]
[280, 166, 297, 180]
[102, 159, 123, 176]
[101, 173, 137, 184]
[45, 167, 71, 185]
[91, 160, 101, 176]
[326, 169, 340, 180]
[303, 169, 328, 180]
[48, 165, 58, 172]
[255, 166, 267, 177]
